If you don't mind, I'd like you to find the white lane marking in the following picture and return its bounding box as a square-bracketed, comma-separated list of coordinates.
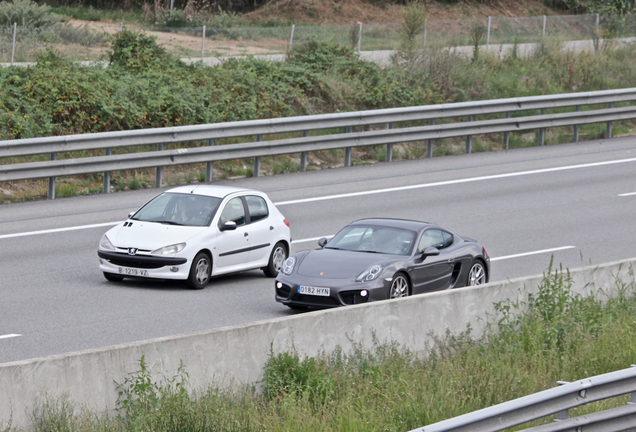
[274, 157, 636, 206]
[0, 221, 121, 240]
[291, 235, 334, 244]
[619, 192, 636, 196]
[0, 334, 21, 340]
[4, 156, 636, 240]
[490, 246, 576, 262]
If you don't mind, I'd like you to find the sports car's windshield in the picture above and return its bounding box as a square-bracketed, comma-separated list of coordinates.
[325, 225, 416, 255]
[131, 193, 222, 227]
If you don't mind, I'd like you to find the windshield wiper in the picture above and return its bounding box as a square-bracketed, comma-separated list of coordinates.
[157, 220, 184, 226]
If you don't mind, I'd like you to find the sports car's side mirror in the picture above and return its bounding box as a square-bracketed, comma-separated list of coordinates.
[421, 247, 440, 257]
[220, 221, 237, 231]
[318, 237, 328, 248]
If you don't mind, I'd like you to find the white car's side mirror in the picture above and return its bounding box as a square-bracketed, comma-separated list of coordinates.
[220, 221, 237, 231]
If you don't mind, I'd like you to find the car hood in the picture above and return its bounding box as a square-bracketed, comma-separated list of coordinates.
[106, 222, 207, 250]
[297, 249, 391, 279]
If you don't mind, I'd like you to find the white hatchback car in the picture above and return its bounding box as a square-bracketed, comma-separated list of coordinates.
[98, 185, 291, 289]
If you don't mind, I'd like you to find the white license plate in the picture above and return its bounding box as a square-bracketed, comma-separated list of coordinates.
[118, 267, 148, 277]
[298, 285, 330, 296]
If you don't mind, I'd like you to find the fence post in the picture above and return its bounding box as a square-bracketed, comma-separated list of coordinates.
[103, 148, 111, 194]
[465, 115, 474, 153]
[386, 122, 394, 162]
[48, 152, 56, 200]
[555, 381, 570, 421]
[201, 25, 206, 62]
[486, 16, 491, 47]
[288, 24, 295, 55]
[542, 15, 547, 37]
[156, 143, 164, 188]
[504, 112, 511, 149]
[254, 135, 262, 176]
[345, 126, 352, 167]
[11, 23, 16, 66]
[206, 139, 214, 182]
[538, 108, 546, 145]
[300, 131, 308, 171]
[423, 20, 427, 46]
[357, 22, 362, 54]
[427, 119, 435, 158]
[596, 13, 600, 36]
[120, 22, 123, 32]
[573, 105, 581, 142]
[170, 0, 174, 10]
[606, 102, 614, 138]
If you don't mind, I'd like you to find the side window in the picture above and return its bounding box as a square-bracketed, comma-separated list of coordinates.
[245, 195, 269, 223]
[418, 229, 445, 251]
[219, 197, 246, 227]
[441, 231, 454, 249]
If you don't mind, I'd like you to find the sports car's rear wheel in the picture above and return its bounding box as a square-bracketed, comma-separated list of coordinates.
[467, 261, 487, 286]
[389, 273, 411, 299]
[103, 272, 124, 282]
[187, 252, 211, 290]
[263, 242, 288, 277]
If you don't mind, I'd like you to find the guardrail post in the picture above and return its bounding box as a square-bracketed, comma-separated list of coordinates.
[573, 105, 581, 142]
[11, 23, 16, 66]
[201, 25, 206, 62]
[427, 119, 435, 158]
[606, 102, 613, 138]
[103, 148, 111, 194]
[345, 126, 352, 167]
[155, 143, 164, 187]
[555, 381, 570, 421]
[205, 139, 214, 182]
[538, 108, 546, 146]
[47, 152, 56, 200]
[386, 122, 394, 162]
[254, 135, 262, 176]
[504, 112, 511, 149]
[300, 131, 308, 171]
[465, 115, 474, 153]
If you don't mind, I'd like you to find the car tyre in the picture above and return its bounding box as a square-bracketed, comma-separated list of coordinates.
[263, 242, 288, 277]
[103, 272, 124, 282]
[187, 252, 211, 290]
[467, 260, 487, 286]
[389, 272, 411, 299]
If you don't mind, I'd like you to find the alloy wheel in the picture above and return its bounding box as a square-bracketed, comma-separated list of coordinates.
[468, 262, 485, 286]
[389, 275, 409, 299]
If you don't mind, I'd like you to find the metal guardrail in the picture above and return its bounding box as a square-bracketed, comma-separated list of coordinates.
[411, 366, 636, 432]
[2, 88, 636, 199]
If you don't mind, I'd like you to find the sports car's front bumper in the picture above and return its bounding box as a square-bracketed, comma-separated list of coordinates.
[275, 274, 390, 308]
[98, 250, 190, 280]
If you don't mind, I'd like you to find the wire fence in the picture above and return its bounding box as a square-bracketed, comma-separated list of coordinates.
[3, 13, 636, 64]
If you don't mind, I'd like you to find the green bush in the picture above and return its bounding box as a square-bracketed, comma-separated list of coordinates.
[0, 0, 61, 27]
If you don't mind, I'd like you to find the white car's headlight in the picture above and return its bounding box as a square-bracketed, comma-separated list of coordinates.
[356, 265, 383, 282]
[99, 234, 116, 251]
[152, 243, 186, 255]
[281, 257, 296, 275]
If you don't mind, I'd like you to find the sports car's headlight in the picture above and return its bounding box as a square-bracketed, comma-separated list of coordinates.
[99, 234, 116, 251]
[152, 243, 186, 255]
[281, 257, 296, 275]
[356, 265, 383, 282]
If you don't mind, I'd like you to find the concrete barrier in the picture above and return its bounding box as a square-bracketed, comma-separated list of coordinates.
[1, 258, 634, 428]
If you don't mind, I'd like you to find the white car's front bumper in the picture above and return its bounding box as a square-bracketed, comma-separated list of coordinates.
[98, 250, 191, 280]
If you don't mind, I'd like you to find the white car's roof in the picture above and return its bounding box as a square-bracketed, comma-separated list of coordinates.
[165, 184, 254, 198]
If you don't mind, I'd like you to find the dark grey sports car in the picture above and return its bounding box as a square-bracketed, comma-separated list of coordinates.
[275, 218, 490, 309]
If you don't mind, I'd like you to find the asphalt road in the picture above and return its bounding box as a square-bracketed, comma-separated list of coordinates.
[1, 136, 636, 364]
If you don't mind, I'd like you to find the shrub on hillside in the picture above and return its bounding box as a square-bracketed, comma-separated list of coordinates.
[0, 0, 61, 27]
[108, 29, 182, 71]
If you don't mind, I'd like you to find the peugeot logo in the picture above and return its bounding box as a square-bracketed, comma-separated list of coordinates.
[128, 248, 138, 256]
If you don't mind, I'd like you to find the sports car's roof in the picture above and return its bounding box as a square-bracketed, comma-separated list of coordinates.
[349, 218, 433, 231]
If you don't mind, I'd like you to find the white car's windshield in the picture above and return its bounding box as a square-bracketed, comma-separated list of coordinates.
[325, 225, 416, 255]
[132, 193, 222, 227]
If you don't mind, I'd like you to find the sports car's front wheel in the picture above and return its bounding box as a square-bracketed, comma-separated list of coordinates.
[467, 261, 487, 286]
[389, 273, 411, 299]
[187, 252, 211, 290]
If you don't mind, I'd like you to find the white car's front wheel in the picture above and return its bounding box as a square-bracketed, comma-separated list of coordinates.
[187, 252, 211, 290]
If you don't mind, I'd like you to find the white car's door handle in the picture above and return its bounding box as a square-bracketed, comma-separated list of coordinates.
[244, 232, 249, 237]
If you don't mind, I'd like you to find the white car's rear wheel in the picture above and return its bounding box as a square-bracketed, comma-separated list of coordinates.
[263, 242, 288, 277]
